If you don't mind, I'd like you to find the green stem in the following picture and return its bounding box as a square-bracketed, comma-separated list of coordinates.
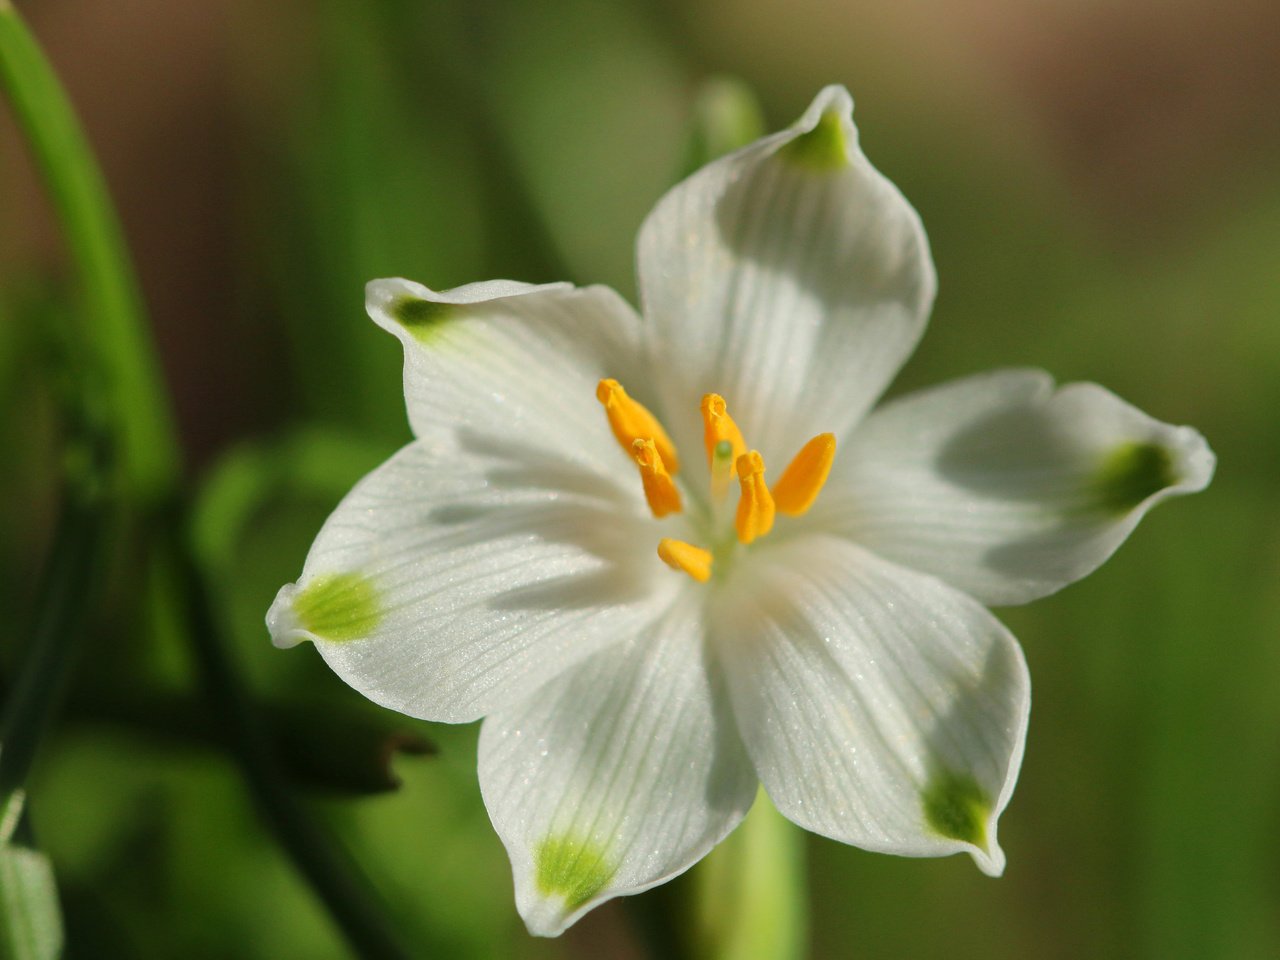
[169, 515, 417, 960]
[690, 790, 809, 960]
[0, 0, 179, 498]
[0, 453, 108, 836]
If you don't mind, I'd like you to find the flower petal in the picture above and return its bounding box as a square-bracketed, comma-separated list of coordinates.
[267, 438, 680, 723]
[637, 85, 935, 472]
[366, 277, 653, 471]
[818, 370, 1216, 605]
[713, 535, 1029, 875]
[479, 596, 756, 936]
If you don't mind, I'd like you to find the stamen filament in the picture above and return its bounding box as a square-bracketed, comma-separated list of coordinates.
[734, 450, 775, 544]
[598, 379, 680, 474]
[709, 439, 735, 503]
[657, 539, 713, 582]
[701, 394, 747, 475]
[772, 433, 837, 516]
[632, 439, 682, 517]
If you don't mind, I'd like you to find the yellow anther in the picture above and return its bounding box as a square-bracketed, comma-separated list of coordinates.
[632, 439, 683, 518]
[734, 450, 775, 544]
[772, 433, 837, 516]
[597, 379, 680, 474]
[657, 539, 713, 583]
[701, 394, 747, 473]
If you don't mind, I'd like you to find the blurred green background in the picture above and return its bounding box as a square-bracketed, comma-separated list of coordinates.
[2, 0, 1277, 957]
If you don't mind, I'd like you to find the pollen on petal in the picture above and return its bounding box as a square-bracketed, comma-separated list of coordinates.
[701, 394, 747, 472]
[597, 379, 680, 474]
[735, 450, 775, 545]
[772, 433, 836, 516]
[633, 439, 682, 518]
[657, 538, 713, 583]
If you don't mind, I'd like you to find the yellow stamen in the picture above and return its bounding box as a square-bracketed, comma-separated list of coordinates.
[632, 439, 682, 517]
[771, 433, 837, 516]
[701, 394, 747, 473]
[734, 450, 775, 544]
[597, 379, 680, 474]
[657, 539, 713, 582]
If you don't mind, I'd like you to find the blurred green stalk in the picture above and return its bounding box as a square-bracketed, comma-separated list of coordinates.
[0, 0, 179, 499]
[0, 374, 111, 960]
[0, 8, 419, 956]
[691, 790, 808, 960]
[0, 424, 110, 823]
[679, 77, 766, 179]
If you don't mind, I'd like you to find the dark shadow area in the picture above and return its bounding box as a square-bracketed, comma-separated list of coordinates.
[933, 398, 1086, 503]
[931, 393, 1126, 585]
[923, 637, 1028, 801]
[423, 428, 658, 611]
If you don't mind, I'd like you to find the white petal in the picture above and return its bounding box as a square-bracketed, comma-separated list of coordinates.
[817, 370, 1216, 605]
[713, 535, 1029, 875]
[266, 438, 680, 723]
[479, 596, 756, 936]
[366, 277, 654, 472]
[637, 85, 935, 471]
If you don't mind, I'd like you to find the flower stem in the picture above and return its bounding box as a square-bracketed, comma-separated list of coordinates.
[0, 0, 179, 499]
[690, 789, 809, 960]
[0, 420, 111, 837]
[0, 375, 112, 960]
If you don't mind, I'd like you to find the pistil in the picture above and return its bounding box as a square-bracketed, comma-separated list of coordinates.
[709, 439, 735, 503]
[701, 394, 747, 475]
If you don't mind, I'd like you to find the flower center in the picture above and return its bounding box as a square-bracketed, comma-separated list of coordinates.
[597, 380, 836, 582]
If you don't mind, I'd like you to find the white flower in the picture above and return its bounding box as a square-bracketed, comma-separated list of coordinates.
[266, 86, 1214, 936]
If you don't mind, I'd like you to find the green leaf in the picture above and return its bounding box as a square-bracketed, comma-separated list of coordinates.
[0, 793, 62, 960]
[0, 0, 179, 499]
[0, 834, 63, 960]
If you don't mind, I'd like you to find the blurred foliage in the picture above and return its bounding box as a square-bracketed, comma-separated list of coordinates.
[2, 0, 1278, 957]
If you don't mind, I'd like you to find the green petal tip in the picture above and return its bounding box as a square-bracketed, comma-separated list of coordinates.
[391, 296, 452, 342]
[922, 770, 991, 847]
[781, 109, 848, 170]
[534, 835, 616, 910]
[293, 572, 383, 642]
[1094, 441, 1177, 513]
